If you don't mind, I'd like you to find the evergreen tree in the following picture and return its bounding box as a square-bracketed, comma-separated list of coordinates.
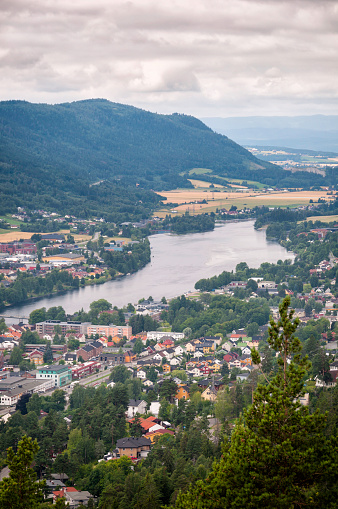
[0, 435, 45, 509]
[43, 342, 53, 363]
[174, 296, 338, 509]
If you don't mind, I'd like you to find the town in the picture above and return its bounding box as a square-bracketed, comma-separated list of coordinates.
[0, 200, 338, 507]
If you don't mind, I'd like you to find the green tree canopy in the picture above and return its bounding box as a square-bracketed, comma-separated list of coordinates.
[0, 435, 45, 509]
[174, 296, 338, 509]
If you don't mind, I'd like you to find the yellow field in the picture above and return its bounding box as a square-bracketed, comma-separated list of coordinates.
[156, 189, 336, 216]
[58, 230, 92, 242]
[304, 215, 338, 223]
[104, 236, 132, 244]
[0, 229, 92, 242]
[188, 179, 224, 189]
[0, 231, 35, 241]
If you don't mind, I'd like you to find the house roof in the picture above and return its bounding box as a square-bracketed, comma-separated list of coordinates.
[116, 436, 151, 448]
[128, 399, 146, 407]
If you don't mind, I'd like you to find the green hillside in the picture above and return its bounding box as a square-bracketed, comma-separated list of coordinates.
[0, 99, 328, 221]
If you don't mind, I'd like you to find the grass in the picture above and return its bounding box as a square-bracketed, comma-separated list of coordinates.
[188, 168, 212, 175]
[0, 214, 24, 226]
[302, 215, 338, 223]
[226, 178, 266, 189]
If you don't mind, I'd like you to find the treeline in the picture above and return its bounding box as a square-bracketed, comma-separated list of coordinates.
[163, 293, 271, 337]
[162, 212, 215, 234]
[101, 238, 151, 276]
[0, 270, 79, 309]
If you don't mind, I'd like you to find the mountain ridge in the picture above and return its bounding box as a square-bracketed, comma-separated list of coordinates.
[0, 100, 329, 220]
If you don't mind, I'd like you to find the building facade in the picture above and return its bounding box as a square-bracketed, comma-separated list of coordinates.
[36, 365, 72, 387]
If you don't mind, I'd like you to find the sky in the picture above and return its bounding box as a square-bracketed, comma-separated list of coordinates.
[1, 0, 338, 117]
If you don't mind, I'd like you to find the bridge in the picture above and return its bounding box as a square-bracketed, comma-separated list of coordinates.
[0, 315, 29, 321]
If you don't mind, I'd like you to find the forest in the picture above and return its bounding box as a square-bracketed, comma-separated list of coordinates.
[0, 99, 333, 222]
[162, 213, 215, 234]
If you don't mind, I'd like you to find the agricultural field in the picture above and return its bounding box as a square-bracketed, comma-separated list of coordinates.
[0, 231, 35, 241]
[304, 215, 338, 223]
[156, 187, 336, 216]
[0, 230, 92, 242]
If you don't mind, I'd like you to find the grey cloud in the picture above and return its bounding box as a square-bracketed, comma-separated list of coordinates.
[0, 0, 337, 116]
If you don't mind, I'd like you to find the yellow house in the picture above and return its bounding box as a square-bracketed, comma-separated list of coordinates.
[185, 342, 196, 353]
[201, 386, 217, 402]
[163, 363, 171, 374]
[175, 384, 190, 401]
[29, 350, 44, 365]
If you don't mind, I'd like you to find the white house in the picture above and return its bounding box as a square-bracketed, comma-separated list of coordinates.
[241, 347, 251, 355]
[174, 345, 185, 356]
[136, 369, 147, 379]
[170, 356, 182, 366]
[149, 401, 161, 417]
[127, 399, 147, 418]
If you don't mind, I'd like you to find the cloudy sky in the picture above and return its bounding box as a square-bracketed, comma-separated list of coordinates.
[1, 0, 338, 117]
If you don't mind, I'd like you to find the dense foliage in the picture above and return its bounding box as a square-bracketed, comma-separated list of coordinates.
[173, 297, 338, 508]
[162, 212, 215, 234]
[0, 99, 329, 221]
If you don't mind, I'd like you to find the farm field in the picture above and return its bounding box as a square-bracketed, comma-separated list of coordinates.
[0, 230, 92, 242]
[156, 187, 336, 216]
[304, 215, 338, 223]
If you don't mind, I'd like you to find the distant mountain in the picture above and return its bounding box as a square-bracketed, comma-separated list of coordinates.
[0, 100, 329, 220]
[201, 115, 338, 152]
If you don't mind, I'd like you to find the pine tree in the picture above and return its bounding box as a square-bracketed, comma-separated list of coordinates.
[174, 296, 338, 509]
[0, 435, 45, 509]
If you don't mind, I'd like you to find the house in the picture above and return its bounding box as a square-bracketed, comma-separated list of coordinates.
[163, 363, 171, 373]
[116, 437, 151, 459]
[65, 353, 77, 365]
[136, 369, 147, 379]
[174, 345, 185, 356]
[29, 350, 44, 365]
[170, 356, 182, 366]
[185, 341, 196, 353]
[153, 352, 166, 362]
[145, 429, 174, 443]
[127, 399, 147, 418]
[240, 346, 251, 355]
[149, 401, 161, 417]
[125, 350, 137, 363]
[201, 386, 217, 402]
[175, 384, 190, 401]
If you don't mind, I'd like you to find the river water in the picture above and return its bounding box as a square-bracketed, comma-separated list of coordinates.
[2, 221, 293, 322]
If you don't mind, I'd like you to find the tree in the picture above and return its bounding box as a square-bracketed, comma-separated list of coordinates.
[109, 364, 131, 384]
[133, 337, 143, 354]
[0, 435, 45, 509]
[28, 307, 46, 325]
[174, 296, 338, 508]
[0, 318, 8, 334]
[9, 346, 23, 365]
[159, 380, 178, 403]
[43, 342, 53, 363]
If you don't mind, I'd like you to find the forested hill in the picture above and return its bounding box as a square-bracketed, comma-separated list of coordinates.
[0, 99, 327, 220]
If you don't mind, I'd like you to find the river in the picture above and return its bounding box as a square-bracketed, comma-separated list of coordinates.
[2, 220, 294, 322]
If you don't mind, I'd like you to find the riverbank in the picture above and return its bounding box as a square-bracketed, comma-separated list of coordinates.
[1, 221, 294, 322]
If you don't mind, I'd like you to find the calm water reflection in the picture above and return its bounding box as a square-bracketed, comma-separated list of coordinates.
[3, 220, 293, 321]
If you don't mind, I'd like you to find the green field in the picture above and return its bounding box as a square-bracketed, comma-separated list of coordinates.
[0, 214, 23, 226]
[188, 168, 212, 175]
